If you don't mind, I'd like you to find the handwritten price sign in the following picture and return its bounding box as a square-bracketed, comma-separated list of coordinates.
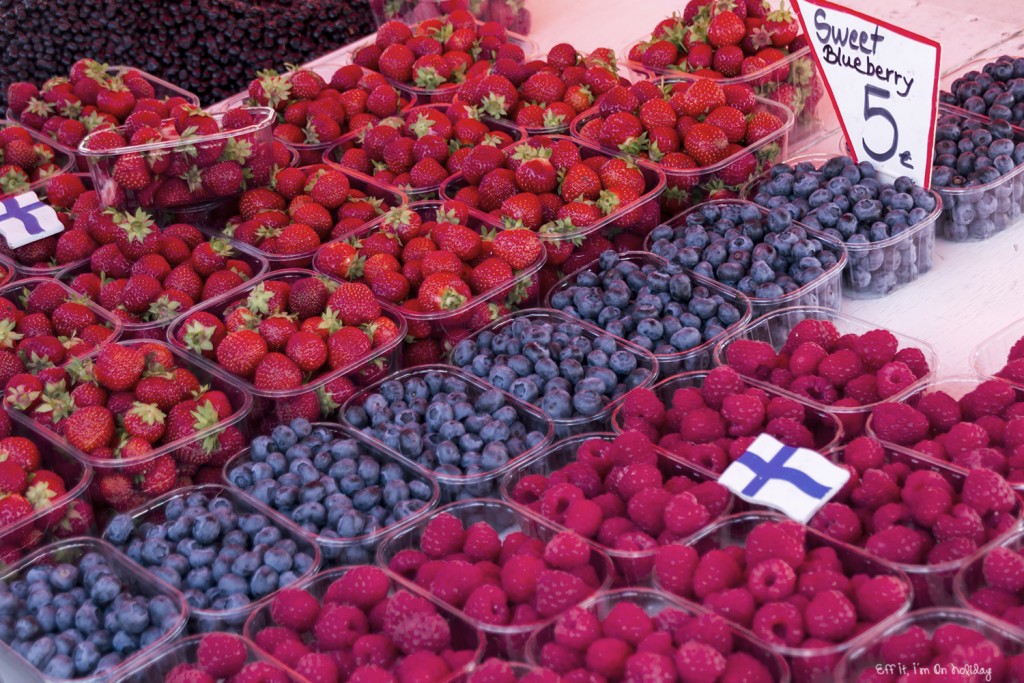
[791, 0, 941, 186]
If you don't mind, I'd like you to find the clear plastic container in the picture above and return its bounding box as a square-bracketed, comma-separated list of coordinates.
[865, 375, 1024, 492]
[165, 268, 406, 433]
[524, 587, 791, 682]
[622, 42, 828, 149]
[712, 305, 939, 416]
[571, 95, 794, 218]
[954, 528, 1024, 628]
[315, 200, 545, 351]
[644, 199, 848, 318]
[0, 419, 95, 571]
[376, 498, 614, 658]
[368, 0, 531, 32]
[930, 107, 1024, 241]
[78, 106, 276, 212]
[0, 253, 15, 288]
[104, 484, 322, 632]
[6, 65, 201, 172]
[743, 153, 941, 298]
[500, 432, 734, 584]
[836, 607, 1024, 681]
[323, 103, 527, 200]
[0, 277, 123, 366]
[439, 135, 667, 246]
[0, 121, 76, 200]
[823, 440, 1023, 609]
[243, 564, 485, 675]
[970, 316, 1024, 387]
[0, 536, 189, 683]
[199, 165, 408, 271]
[448, 308, 660, 438]
[340, 364, 554, 501]
[544, 251, 752, 376]
[654, 511, 914, 683]
[117, 633, 302, 682]
[610, 370, 844, 472]
[56, 235, 269, 341]
[5, 339, 253, 503]
[10, 172, 92, 280]
[449, 661, 553, 683]
[223, 422, 441, 565]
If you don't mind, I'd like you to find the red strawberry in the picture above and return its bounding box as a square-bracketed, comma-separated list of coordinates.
[684, 123, 731, 166]
[327, 327, 372, 370]
[418, 273, 471, 312]
[216, 329, 268, 378]
[327, 282, 381, 325]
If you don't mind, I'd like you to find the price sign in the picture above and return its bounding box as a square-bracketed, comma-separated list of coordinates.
[791, 0, 941, 186]
[0, 192, 63, 249]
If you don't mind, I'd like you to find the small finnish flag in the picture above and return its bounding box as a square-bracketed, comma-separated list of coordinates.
[0, 192, 64, 249]
[719, 434, 850, 523]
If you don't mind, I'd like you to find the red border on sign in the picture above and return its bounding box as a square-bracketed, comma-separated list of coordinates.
[791, 0, 941, 187]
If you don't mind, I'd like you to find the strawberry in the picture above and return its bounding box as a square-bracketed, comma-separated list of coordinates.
[216, 329, 268, 378]
[254, 353, 304, 390]
[327, 327, 373, 370]
[0, 495, 33, 529]
[111, 153, 150, 190]
[124, 401, 167, 443]
[492, 229, 542, 270]
[468, 257, 514, 294]
[0, 437, 40, 471]
[418, 273, 471, 312]
[138, 455, 177, 496]
[0, 461, 27, 494]
[316, 241, 364, 280]
[684, 122, 731, 166]
[764, 4, 799, 47]
[327, 282, 381, 325]
[63, 405, 115, 452]
[285, 331, 328, 373]
[95, 343, 145, 391]
[745, 110, 784, 143]
[708, 10, 747, 47]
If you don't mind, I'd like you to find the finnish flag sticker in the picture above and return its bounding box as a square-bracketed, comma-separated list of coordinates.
[719, 433, 850, 523]
[0, 192, 64, 249]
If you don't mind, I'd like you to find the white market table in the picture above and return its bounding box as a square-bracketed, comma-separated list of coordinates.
[301, 1, 1024, 378]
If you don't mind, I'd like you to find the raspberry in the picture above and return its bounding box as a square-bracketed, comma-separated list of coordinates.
[679, 407, 727, 442]
[414, 560, 446, 589]
[622, 388, 666, 425]
[592, 492, 626, 519]
[254, 626, 298, 655]
[746, 558, 797, 602]
[752, 602, 804, 647]
[395, 652, 451, 683]
[878, 625, 932, 667]
[971, 585, 1022, 616]
[853, 575, 908, 622]
[854, 329, 898, 369]
[603, 602, 653, 645]
[958, 446, 1010, 472]
[721, 651, 773, 683]
[692, 549, 743, 599]
[901, 469, 953, 502]
[463, 521, 502, 562]
[801, 546, 843, 573]
[914, 391, 961, 432]
[197, 633, 248, 678]
[700, 367, 748, 409]
[810, 503, 862, 544]
[764, 417, 814, 448]
[905, 486, 953, 528]
[325, 566, 391, 610]
[781, 319, 839, 355]
[551, 463, 604, 498]
[765, 396, 806, 421]
[270, 588, 321, 631]
[875, 361, 917, 399]
[745, 520, 806, 568]
[353, 634, 399, 668]
[818, 349, 863, 387]
[563, 499, 604, 538]
[943, 422, 990, 457]
[540, 642, 584, 674]
[769, 368, 794, 389]
[869, 403, 930, 445]
[689, 481, 731, 518]
[720, 393, 766, 436]
[349, 665, 395, 683]
[611, 464, 663, 502]
[296, 653, 339, 683]
[803, 589, 857, 642]
[850, 468, 900, 509]
[894, 347, 930, 378]
[420, 513, 465, 559]
[674, 612, 734, 655]
[788, 375, 839, 405]
[653, 544, 698, 596]
[788, 342, 827, 376]
[723, 339, 776, 379]
[961, 380, 1017, 420]
[796, 570, 850, 600]
[272, 638, 311, 667]
[933, 504, 986, 542]
[627, 488, 674, 535]
[383, 591, 435, 634]
[671, 387, 708, 413]
[983, 546, 1024, 592]
[638, 631, 676, 657]
[864, 526, 930, 563]
[703, 587, 755, 628]
[234, 662, 292, 683]
[390, 610, 452, 654]
[598, 517, 638, 547]
[662, 492, 711, 537]
[613, 530, 658, 556]
[927, 536, 977, 564]
[543, 532, 591, 570]
[674, 642, 726, 683]
[534, 569, 592, 618]
[962, 468, 1018, 515]
[463, 584, 511, 626]
[932, 623, 987, 655]
[844, 374, 879, 404]
[586, 637, 633, 679]
[468, 659, 517, 683]
[430, 561, 482, 608]
[975, 414, 1007, 442]
[554, 606, 602, 649]
[501, 554, 546, 603]
[623, 652, 676, 683]
[868, 501, 910, 531]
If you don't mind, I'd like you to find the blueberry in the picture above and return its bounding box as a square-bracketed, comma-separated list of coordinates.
[105, 515, 135, 545]
[272, 425, 298, 451]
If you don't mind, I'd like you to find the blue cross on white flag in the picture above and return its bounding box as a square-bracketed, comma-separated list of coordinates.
[0, 192, 64, 249]
[718, 433, 850, 523]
